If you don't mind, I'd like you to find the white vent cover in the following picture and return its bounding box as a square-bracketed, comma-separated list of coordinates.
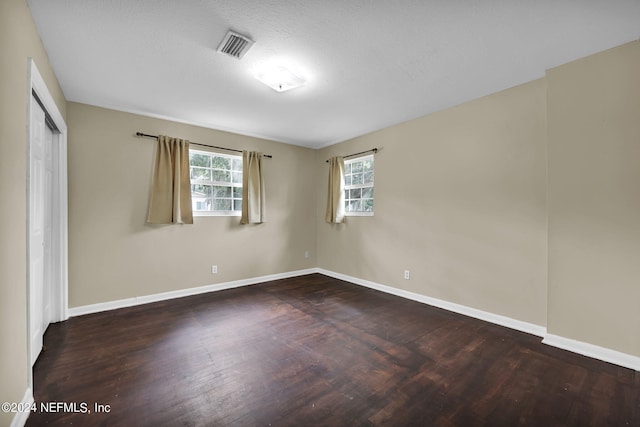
[216, 30, 254, 59]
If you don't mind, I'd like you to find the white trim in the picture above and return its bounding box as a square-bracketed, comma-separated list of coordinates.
[318, 269, 546, 337]
[190, 148, 242, 216]
[65, 267, 640, 372]
[10, 387, 33, 427]
[26, 59, 69, 393]
[29, 63, 66, 132]
[344, 212, 374, 217]
[68, 269, 318, 317]
[28, 58, 69, 323]
[543, 334, 640, 372]
[193, 210, 242, 217]
[318, 268, 640, 371]
[344, 154, 374, 216]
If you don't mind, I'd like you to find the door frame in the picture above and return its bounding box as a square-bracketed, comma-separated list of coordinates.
[26, 59, 68, 387]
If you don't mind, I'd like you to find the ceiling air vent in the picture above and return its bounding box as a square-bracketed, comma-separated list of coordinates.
[216, 30, 254, 59]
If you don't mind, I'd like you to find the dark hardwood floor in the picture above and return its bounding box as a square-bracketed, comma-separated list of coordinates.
[27, 274, 638, 426]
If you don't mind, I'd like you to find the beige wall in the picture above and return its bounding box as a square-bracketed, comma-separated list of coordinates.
[2, 5, 639, 423]
[316, 41, 640, 358]
[547, 42, 640, 356]
[67, 103, 317, 307]
[0, 0, 67, 425]
[317, 79, 549, 327]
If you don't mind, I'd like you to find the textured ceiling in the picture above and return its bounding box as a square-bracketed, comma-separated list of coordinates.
[27, 0, 640, 149]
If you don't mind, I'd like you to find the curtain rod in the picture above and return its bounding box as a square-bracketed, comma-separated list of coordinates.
[325, 148, 378, 163]
[136, 132, 273, 158]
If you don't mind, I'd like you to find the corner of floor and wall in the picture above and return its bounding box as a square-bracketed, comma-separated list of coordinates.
[313, 40, 640, 373]
[2, 0, 639, 425]
[1, 1, 68, 426]
[66, 40, 640, 372]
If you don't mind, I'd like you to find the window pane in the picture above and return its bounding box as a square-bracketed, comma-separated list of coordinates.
[193, 198, 212, 211]
[190, 153, 211, 167]
[343, 156, 374, 215]
[191, 184, 212, 196]
[212, 156, 231, 170]
[213, 186, 231, 197]
[191, 167, 211, 181]
[213, 199, 232, 211]
[190, 151, 243, 215]
[212, 170, 231, 182]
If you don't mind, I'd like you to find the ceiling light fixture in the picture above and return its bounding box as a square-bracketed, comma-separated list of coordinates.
[254, 65, 305, 92]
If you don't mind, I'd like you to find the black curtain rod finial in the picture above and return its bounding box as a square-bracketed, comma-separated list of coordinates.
[136, 132, 157, 139]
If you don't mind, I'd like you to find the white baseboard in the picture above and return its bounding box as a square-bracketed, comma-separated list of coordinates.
[318, 268, 640, 371]
[66, 267, 640, 372]
[318, 268, 547, 337]
[10, 388, 33, 427]
[543, 334, 640, 371]
[68, 268, 318, 317]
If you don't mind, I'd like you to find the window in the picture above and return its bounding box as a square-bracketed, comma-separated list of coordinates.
[189, 150, 242, 216]
[344, 155, 374, 215]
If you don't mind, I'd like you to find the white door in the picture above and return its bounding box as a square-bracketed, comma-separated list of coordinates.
[29, 97, 53, 366]
[43, 121, 54, 328]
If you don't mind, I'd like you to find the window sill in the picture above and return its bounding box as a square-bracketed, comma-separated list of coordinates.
[345, 212, 374, 217]
[193, 211, 241, 217]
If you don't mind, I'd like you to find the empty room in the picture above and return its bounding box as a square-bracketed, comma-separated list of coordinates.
[1, 0, 639, 426]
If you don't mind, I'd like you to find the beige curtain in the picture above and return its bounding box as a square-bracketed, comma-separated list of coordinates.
[147, 135, 193, 224]
[325, 156, 345, 223]
[241, 151, 266, 224]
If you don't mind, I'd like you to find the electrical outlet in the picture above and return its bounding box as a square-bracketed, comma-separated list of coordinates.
[211, 265, 218, 274]
[404, 270, 410, 280]
[304, 251, 310, 259]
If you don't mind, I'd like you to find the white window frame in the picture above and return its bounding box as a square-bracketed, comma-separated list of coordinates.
[190, 149, 242, 217]
[344, 154, 374, 217]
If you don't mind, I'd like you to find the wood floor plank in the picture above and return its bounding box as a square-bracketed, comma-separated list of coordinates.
[26, 274, 639, 426]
